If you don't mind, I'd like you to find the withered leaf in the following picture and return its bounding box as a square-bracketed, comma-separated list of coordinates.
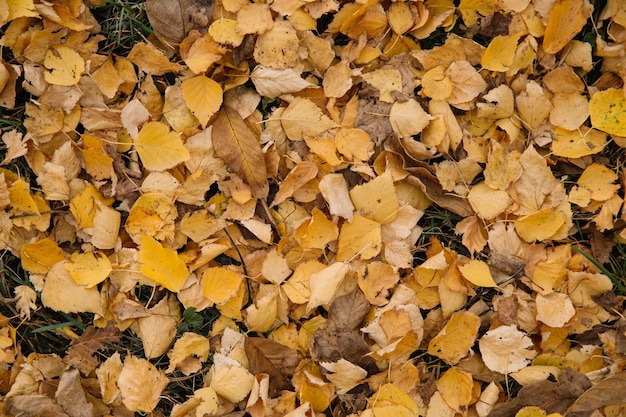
[7, 395, 70, 417]
[245, 337, 300, 396]
[64, 323, 121, 375]
[310, 288, 378, 374]
[488, 368, 591, 417]
[145, 0, 214, 47]
[566, 372, 626, 416]
[212, 106, 269, 199]
[55, 368, 94, 417]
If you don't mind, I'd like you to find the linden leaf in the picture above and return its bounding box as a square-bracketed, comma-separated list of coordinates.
[65, 251, 112, 288]
[44, 46, 84, 86]
[543, 0, 588, 54]
[589, 88, 626, 137]
[135, 122, 190, 171]
[212, 106, 269, 199]
[181, 75, 223, 128]
[428, 311, 480, 365]
[138, 234, 190, 293]
[458, 259, 497, 287]
[479, 325, 537, 374]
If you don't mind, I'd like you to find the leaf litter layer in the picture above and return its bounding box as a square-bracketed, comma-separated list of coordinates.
[1, 0, 626, 416]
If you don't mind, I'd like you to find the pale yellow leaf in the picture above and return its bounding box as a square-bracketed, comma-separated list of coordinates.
[577, 163, 619, 202]
[535, 292, 575, 328]
[360, 69, 403, 103]
[318, 174, 355, 222]
[136, 296, 178, 359]
[96, 352, 123, 405]
[306, 262, 349, 313]
[118, 356, 169, 413]
[281, 97, 338, 141]
[320, 359, 367, 395]
[479, 325, 537, 374]
[349, 171, 398, 224]
[211, 364, 255, 403]
[209, 18, 244, 46]
[468, 181, 512, 219]
[250, 66, 313, 98]
[389, 99, 434, 138]
[253, 20, 299, 69]
[336, 214, 381, 261]
[42, 261, 102, 315]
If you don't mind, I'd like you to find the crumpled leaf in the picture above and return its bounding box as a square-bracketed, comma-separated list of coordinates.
[146, 0, 214, 46]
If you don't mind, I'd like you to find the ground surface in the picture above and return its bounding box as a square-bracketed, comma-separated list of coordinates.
[1, 0, 626, 416]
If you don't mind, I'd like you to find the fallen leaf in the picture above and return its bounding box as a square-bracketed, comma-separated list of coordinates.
[543, 0, 588, 54]
[479, 325, 537, 374]
[44, 45, 84, 86]
[134, 121, 190, 171]
[181, 75, 223, 128]
[458, 259, 497, 287]
[589, 88, 626, 137]
[428, 311, 480, 364]
[138, 234, 190, 293]
[212, 105, 269, 198]
[245, 337, 301, 396]
[118, 355, 169, 413]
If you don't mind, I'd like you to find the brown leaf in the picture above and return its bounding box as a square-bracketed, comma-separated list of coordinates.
[212, 106, 269, 199]
[310, 288, 378, 374]
[488, 368, 591, 417]
[405, 169, 473, 217]
[145, 0, 214, 47]
[64, 323, 120, 375]
[566, 372, 626, 416]
[6, 395, 70, 417]
[55, 368, 94, 417]
[245, 337, 301, 396]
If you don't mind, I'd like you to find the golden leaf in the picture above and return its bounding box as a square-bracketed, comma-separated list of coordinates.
[202, 267, 244, 305]
[43, 45, 84, 86]
[65, 251, 112, 288]
[589, 88, 626, 137]
[436, 367, 473, 413]
[482, 34, 523, 72]
[336, 214, 382, 261]
[458, 259, 497, 287]
[134, 121, 190, 172]
[212, 106, 269, 199]
[42, 261, 103, 315]
[181, 75, 223, 128]
[543, 0, 588, 54]
[127, 42, 184, 75]
[428, 311, 480, 364]
[20, 238, 66, 274]
[138, 234, 190, 293]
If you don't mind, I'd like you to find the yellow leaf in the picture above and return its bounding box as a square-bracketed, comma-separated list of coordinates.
[137, 295, 178, 359]
[369, 383, 419, 415]
[134, 122, 190, 171]
[166, 332, 210, 374]
[358, 261, 399, 306]
[42, 261, 103, 315]
[125, 192, 177, 244]
[514, 208, 567, 243]
[349, 171, 398, 224]
[543, 0, 588, 54]
[295, 207, 339, 250]
[138, 234, 189, 293]
[92, 201, 121, 250]
[306, 262, 349, 313]
[127, 42, 184, 75]
[181, 75, 223, 128]
[6, 0, 38, 22]
[272, 161, 318, 207]
[280, 97, 338, 141]
[336, 214, 382, 261]
[428, 311, 480, 364]
[482, 34, 522, 72]
[577, 163, 619, 202]
[589, 88, 626, 136]
[44, 46, 84, 86]
[253, 20, 299, 69]
[117, 356, 169, 413]
[389, 99, 434, 138]
[552, 127, 607, 158]
[202, 267, 243, 304]
[96, 352, 123, 405]
[211, 364, 255, 403]
[457, 0, 497, 26]
[458, 259, 497, 287]
[318, 174, 355, 221]
[8, 179, 41, 229]
[437, 367, 473, 413]
[245, 287, 278, 332]
[236, 3, 273, 35]
[20, 238, 66, 274]
[535, 292, 575, 328]
[299, 372, 335, 412]
[212, 106, 269, 199]
[65, 251, 112, 288]
[282, 260, 324, 304]
[209, 18, 244, 46]
[388, 2, 414, 34]
[360, 69, 403, 103]
[320, 359, 367, 395]
[468, 181, 512, 219]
